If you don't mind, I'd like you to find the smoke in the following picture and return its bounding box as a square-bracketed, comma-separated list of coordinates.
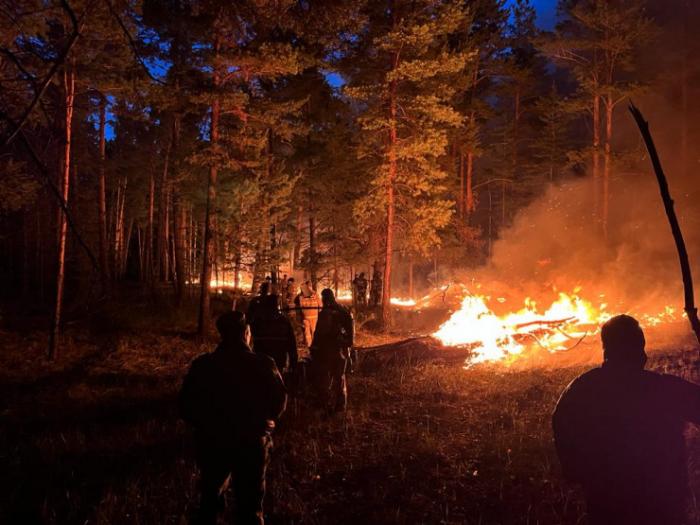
[477, 170, 700, 352]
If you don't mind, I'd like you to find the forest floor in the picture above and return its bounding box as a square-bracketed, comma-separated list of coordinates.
[2, 296, 700, 524]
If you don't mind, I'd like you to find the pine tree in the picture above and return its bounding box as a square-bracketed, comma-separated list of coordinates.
[345, 0, 471, 327]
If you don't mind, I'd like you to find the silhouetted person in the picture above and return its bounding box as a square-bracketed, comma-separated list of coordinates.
[310, 289, 354, 412]
[553, 314, 700, 525]
[369, 270, 382, 307]
[179, 311, 287, 525]
[295, 281, 320, 347]
[250, 294, 298, 373]
[247, 281, 270, 325]
[352, 272, 368, 310]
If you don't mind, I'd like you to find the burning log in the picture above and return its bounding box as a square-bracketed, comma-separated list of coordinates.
[629, 103, 700, 346]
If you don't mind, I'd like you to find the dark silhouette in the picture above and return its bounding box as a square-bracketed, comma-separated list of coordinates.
[352, 272, 368, 310]
[247, 281, 270, 325]
[310, 289, 354, 412]
[369, 269, 382, 307]
[250, 294, 298, 373]
[295, 281, 320, 347]
[553, 314, 700, 525]
[179, 311, 287, 525]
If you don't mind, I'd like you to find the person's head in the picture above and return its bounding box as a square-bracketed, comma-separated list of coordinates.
[321, 288, 336, 307]
[601, 314, 647, 368]
[288, 277, 295, 284]
[359, 272, 365, 278]
[302, 280, 313, 295]
[259, 281, 270, 296]
[216, 311, 249, 345]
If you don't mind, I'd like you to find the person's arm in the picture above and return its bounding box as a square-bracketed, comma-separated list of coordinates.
[178, 357, 205, 427]
[552, 381, 588, 483]
[266, 360, 287, 421]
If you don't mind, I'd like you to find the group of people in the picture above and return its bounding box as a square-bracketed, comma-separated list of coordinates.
[180, 279, 353, 524]
[351, 269, 383, 312]
[180, 295, 700, 525]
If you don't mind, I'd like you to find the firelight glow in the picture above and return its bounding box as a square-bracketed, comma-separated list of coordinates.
[433, 289, 681, 365]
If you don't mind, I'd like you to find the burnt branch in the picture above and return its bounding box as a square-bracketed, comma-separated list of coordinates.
[629, 102, 700, 346]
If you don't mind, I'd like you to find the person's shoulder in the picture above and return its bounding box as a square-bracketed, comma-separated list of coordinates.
[561, 367, 603, 395]
[643, 369, 699, 390]
[186, 352, 215, 376]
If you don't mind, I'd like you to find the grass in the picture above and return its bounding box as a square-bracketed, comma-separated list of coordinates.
[1, 299, 700, 524]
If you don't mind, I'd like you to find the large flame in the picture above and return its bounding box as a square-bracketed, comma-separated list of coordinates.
[433, 288, 680, 365]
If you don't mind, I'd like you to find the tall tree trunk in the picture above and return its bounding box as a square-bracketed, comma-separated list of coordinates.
[49, 63, 75, 360]
[381, 45, 399, 328]
[458, 151, 464, 219]
[171, 116, 187, 304]
[145, 166, 155, 284]
[592, 92, 601, 219]
[408, 256, 414, 299]
[198, 41, 221, 337]
[97, 95, 109, 291]
[466, 150, 474, 215]
[308, 214, 317, 288]
[156, 135, 172, 283]
[602, 93, 613, 239]
[174, 196, 187, 304]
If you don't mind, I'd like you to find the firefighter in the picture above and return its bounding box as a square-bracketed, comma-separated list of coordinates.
[247, 281, 270, 325]
[310, 288, 354, 413]
[295, 280, 320, 347]
[179, 311, 287, 525]
[553, 314, 700, 525]
[352, 272, 368, 310]
[250, 294, 298, 373]
[369, 269, 382, 307]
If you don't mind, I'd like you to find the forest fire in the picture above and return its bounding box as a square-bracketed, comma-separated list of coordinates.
[433, 288, 681, 365]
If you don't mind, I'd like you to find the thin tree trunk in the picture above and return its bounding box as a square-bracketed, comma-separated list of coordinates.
[382, 41, 399, 328]
[466, 151, 474, 215]
[198, 40, 221, 337]
[97, 95, 109, 290]
[602, 93, 613, 239]
[458, 151, 464, 219]
[49, 63, 74, 360]
[309, 213, 317, 287]
[592, 92, 601, 219]
[408, 256, 414, 299]
[145, 167, 155, 284]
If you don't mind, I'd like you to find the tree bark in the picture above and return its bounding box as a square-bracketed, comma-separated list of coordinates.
[602, 93, 613, 239]
[97, 95, 109, 291]
[49, 63, 75, 360]
[592, 92, 601, 219]
[198, 40, 221, 337]
[145, 166, 155, 284]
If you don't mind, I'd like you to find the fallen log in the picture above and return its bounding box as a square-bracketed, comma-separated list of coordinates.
[358, 336, 473, 373]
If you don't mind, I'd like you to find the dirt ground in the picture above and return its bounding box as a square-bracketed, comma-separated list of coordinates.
[2, 300, 700, 524]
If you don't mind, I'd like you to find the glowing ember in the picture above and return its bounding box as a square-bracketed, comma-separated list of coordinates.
[433, 288, 680, 366]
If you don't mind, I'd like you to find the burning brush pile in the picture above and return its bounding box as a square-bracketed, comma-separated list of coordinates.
[431, 285, 681, 366]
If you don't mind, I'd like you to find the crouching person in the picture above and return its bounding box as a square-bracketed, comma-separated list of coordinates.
[179, 311, 287, 525]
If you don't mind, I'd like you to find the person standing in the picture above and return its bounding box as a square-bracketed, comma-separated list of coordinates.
[310, 289, 354, 413]
[250, 295, 298, 373]
[352, 272, 368, 310]
[295, 280, 320, 347]
[553, 314, 700, 525]
[369, 269, 382, 308]
[179, 311, 287, 525]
